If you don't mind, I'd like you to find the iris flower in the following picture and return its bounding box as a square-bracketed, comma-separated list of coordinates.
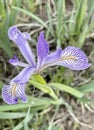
[2, 26, 90, 104]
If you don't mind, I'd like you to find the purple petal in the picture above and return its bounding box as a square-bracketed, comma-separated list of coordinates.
[2, 66, 35, 104]
[44, 48, 61, 64]
[9, 55, 29, 67]
[38, 48, 61, 72]
[58, 46, 90, 70]
[2, 83, 27, 104]
[37, 32, 49, 69]
[11, 66, 35, 84]
[8, 26, 35, 66]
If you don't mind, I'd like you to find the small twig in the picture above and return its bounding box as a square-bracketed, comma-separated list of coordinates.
[85, 104, 94, 113]
[40, 106, 53, 115]
[48, 39, 55, 44]
[69, 111, 94, 129]
[53, 114, 70, 125]
[78, 78, 91, 86]
[16, 23, 42, 28]
[30, 27, 43, 35]
[81, 102, 86, 114]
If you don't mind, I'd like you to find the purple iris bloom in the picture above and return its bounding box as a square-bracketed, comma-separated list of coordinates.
[2, 26, 90, 104]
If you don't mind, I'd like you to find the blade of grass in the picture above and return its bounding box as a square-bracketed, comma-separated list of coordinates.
[56, 0, 66, 47]
[0, 112, 27, 119]
[13, 114, 33, 130]
[0, 97, 52, 111]
[78, 23, 88, 48]
[78, 82, 94, 93]
[87, 0, 94, 20]
[9, 0, 22, 25]
[0, 29, 13, 57]
[24, 107, 31, 130]
[26, 0, 35, 12]
[46, 4, 55, 39]
[79, 97, 94, 103]
[75, 0, 87, 35]
[88, 21, 94, 32]
[68, 9, 75, 35]
[12, 6, 47, 28]
[48, 83, 84, 98]
[0, 1, 13, 56]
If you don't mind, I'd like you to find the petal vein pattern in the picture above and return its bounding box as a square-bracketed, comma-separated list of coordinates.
[2, 67, 35, 104]
[57, 46, 90, 70]
[2, 83, 27, 104]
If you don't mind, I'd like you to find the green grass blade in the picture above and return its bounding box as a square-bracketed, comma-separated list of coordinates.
[75, 0, 87, 34]
[56, 0, 66, 45]
[0, 1, 14, 56]
[46, 4, 55, 38]
[79, 97, 94, 103]
[87, 0, 94, 20]
[0, 112, 27, 119]
[0, 97, 52, 111]
[48, 83, 84, 98]
[12, 6, 47, 28]
[78, 23, 88, 48]
[68, 9, 75, 35]
[26, 0, 35, 12]
[13, 114, 33, 130]
[9, 0, 22, 25]
[24, 108, 31, 130]
[89, 21, 94, 32]
[0, 29, 13, 57]
[78, 82, 94, 93]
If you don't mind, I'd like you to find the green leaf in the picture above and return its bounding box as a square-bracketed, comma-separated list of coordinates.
[29, 75, 57, 100]
[48, 83, 84, 98]
[78, 82, 94, 93]
[30, 80, 57, 100]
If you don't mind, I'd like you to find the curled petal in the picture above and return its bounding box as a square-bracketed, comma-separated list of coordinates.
[8, 26, 35, 66]
[11, 66, 35, 84]
[58, 46, 90, 70]
[39, 48, 61, 72]
[44, 48, 61, 65]
[9, 55, 29, 67]
[2, 83, 27, 104]
[37, 31, 49, 69]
